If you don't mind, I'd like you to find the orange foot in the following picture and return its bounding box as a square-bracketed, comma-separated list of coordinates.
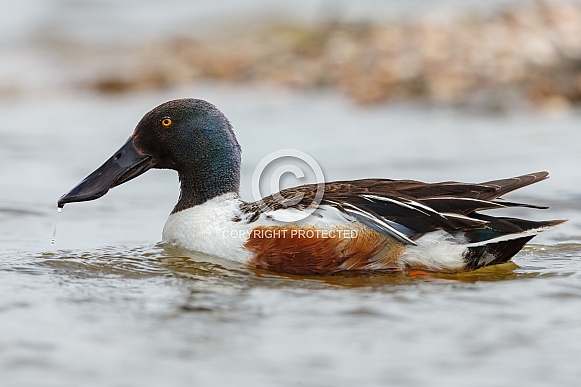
[408, 269, 432, 277]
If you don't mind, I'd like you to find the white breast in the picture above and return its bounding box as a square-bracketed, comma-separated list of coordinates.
[162, 193, 253, 263]
[162, 197, 356, 263]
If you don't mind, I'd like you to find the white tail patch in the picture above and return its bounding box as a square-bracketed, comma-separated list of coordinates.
[400, 231, 468, 272]
[400, 224, 558, 272]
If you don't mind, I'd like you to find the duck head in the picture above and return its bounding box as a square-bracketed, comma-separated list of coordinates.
[58, 98, 241, 212]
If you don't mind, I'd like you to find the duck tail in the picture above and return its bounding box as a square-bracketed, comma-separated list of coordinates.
[462, 218, 566, 270]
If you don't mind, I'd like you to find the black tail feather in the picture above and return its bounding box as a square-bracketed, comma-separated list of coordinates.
[464, 235, 535, 271]
[461, 216, 566, 271]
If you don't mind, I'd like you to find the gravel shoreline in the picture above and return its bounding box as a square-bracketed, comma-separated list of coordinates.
[7, 1, 581, 111]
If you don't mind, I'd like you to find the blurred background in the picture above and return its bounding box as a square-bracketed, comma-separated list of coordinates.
[4, 0, 581, 108]
[1, 1, 581, 387]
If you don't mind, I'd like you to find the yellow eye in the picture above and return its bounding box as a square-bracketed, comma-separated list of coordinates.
[161, 118, 172, 127]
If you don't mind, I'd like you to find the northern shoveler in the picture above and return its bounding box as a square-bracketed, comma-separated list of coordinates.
[58, 98, 565, 275]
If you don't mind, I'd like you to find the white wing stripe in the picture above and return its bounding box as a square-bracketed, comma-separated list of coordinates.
[422, 197, 506, 208]
[342, 203, 417, 245]
[465, 226, 553, 247]
[361, 194, 431, 216]
[439, 212, 488, 225]
[404, 199, 442, 215]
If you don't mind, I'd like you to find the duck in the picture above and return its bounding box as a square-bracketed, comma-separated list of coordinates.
[58, 98, 564, 275]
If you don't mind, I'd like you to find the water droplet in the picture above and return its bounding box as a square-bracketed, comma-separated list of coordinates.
[51, 207, 61, 245]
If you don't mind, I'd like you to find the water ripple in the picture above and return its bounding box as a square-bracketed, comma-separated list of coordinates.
[0, 242, 576, 288]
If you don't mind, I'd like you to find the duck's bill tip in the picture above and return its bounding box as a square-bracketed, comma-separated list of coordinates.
[57, 180, 110, 207]
[57, 137, 152, 207]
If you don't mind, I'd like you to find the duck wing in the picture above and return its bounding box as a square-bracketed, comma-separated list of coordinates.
[242, 171, 558, 245]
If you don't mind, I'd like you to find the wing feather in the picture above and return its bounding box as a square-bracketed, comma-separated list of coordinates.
[241, 171, 553, 243]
